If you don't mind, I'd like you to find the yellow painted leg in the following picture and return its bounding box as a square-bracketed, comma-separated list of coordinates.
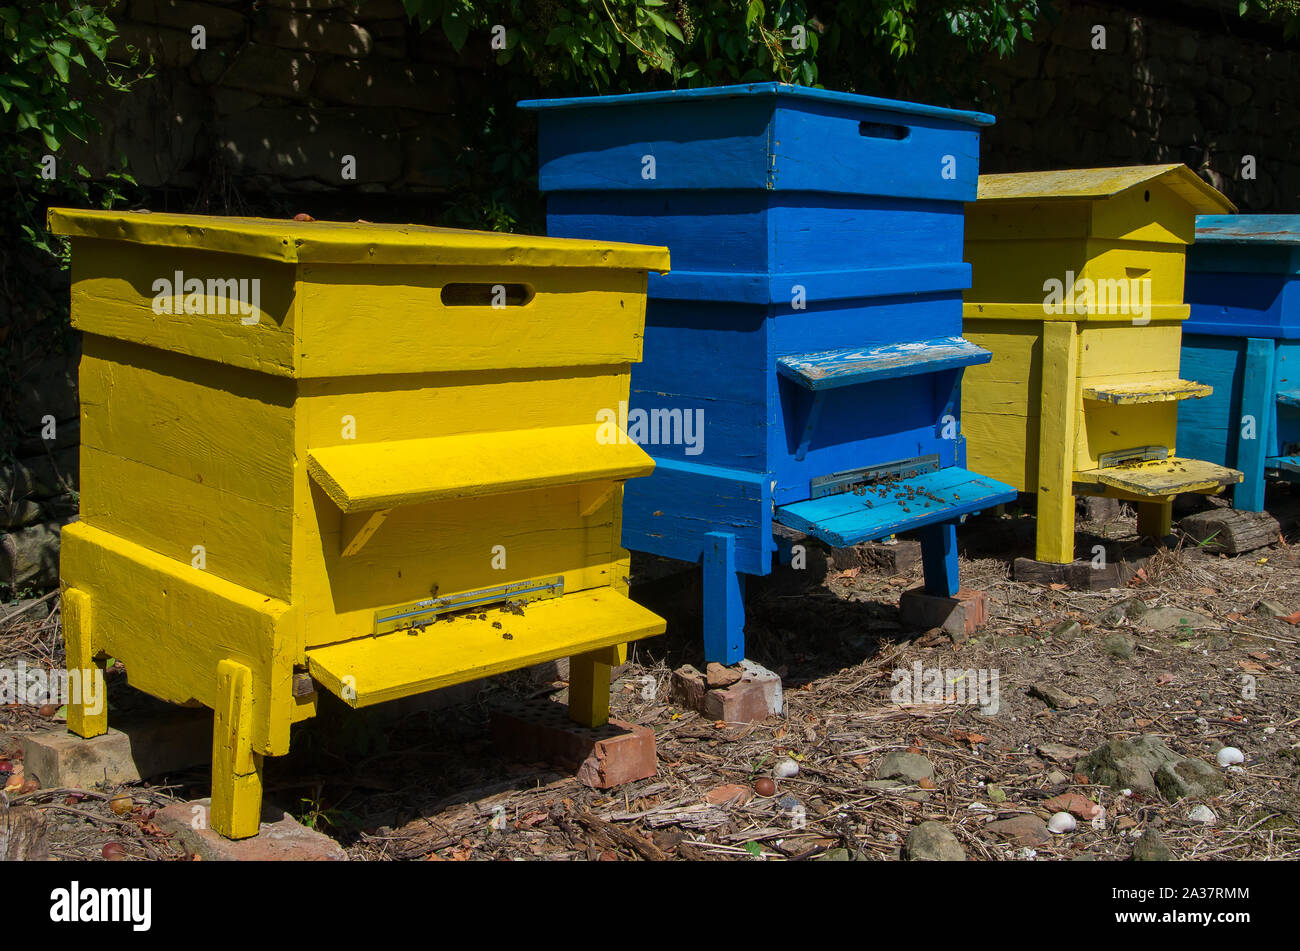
[211, 659, 264, 840]
[567, 643, 627, 728]
[62, 588, 107, 739]
[1136, 499, 1173, 540]
[1035, 322, 1081, 564]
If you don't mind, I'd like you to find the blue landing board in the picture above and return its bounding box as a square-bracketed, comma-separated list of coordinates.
[778, 336, 990, 391]
[773, 467, 1016, 548]
[1270, 456, 1300, 478]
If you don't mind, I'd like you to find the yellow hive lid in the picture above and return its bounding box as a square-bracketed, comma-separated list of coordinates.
[975, 164, 1236, 215]
[47, 208, 671, 271]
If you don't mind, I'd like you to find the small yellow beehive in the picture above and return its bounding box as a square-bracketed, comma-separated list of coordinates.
[961, 166, 1242, 564]
[50, 209, 669, 838]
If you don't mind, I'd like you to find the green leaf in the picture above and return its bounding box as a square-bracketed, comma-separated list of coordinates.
[744, 841, 762, 856]
[441, 11, 469, 52]
[747, 0, 764, 30]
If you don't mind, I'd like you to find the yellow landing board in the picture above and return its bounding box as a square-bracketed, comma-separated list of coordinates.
[307, 424, 654, 513]
[1081, 379, 1212, 404]
[306, 590, 664, 707]
[1075, 457, 1242, 496]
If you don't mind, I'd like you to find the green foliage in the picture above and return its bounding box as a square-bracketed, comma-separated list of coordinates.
[1240, 0, 1300, 38]
[400, 1, 1045, 232]
[0, 3, 146, 257]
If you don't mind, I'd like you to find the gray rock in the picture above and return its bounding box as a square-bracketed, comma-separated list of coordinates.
[1103, 632, 1135, 659]
[1079, 736, 1182, 797]
[0, 521, 66, 589]
[863, 779, 930, 802]
[820, 847, 853, 861]
[1030, 681, 1081, 709]
[1037, 742, 1086, 764]
[1155, 757, 1227, 800]
[1050, 619, 1083, 641]
[876, 751, 935, 783]
[903, 821, 965, 861]
[1140, 606, 1214, 632]
[1253, 599, 1289, 618]
[1132, 828, 1174, 861]
[1098, 597, 1147, 627]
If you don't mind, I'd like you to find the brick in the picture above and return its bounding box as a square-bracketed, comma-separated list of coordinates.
[490, 699, 656, 789]
[700, 659, 784, 724]
[154, 799, 347, 860]
[21, 711, 212, 789]
[898, 588, 989, 636]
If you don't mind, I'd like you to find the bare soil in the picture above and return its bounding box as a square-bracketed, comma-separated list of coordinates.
[3, 499, 1298, 861]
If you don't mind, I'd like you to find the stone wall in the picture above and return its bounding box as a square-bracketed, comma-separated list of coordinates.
[974, 0, 1300, 212]
[3, 0, 1298, 592]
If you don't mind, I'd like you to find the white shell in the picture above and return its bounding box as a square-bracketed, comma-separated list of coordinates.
[1048, 812, 1077, 833]
[773, 757, 800, 778]
[1216, 746, 1244, 767]
[1188, 805, 1217, 824]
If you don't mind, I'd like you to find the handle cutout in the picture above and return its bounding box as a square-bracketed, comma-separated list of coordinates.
[440, 282, 536, 307]
[858, 121, 910, 141]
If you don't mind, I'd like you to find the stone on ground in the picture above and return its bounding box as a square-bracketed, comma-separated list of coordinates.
[903, 821, 965, 861]
[875, 751, 935, 783]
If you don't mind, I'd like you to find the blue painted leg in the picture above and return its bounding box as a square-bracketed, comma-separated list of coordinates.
[703, 531, 745, 664]
[1235, 337, 1274, 512]
[918, 521, 959, 597]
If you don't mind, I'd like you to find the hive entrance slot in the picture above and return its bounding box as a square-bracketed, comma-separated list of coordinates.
[858, 121, 909, 141]
[373, 575, 565, 635]
[1098, 445, 1169, 468]
[440, 282, 535, 307]
[810, 454, 941, 499]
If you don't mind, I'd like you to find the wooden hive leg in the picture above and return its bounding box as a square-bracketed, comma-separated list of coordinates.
[1136, 500, 1173, 540]
[1234, 338, 1275, 512]
[62, 588, 108, 739]
[1034, 322, 1080, 564]
[568, 644, 626, 728]
[703, 532, 745, 665]
[918, 521, 960, 597]
[211, 659, 263, 840]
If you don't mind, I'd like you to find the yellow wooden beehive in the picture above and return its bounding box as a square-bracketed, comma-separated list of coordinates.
[961, 166, 1243, 564]
[49, 209, 670, 838]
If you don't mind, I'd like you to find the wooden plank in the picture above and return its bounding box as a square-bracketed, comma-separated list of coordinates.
[918, 521, 959, 597]
[1236, 338, 1276, 510]
[1077, 457, 1242, 495]
[567, 644, 627, 728]
[61, 588, 107, 740]
[49, 207, 670, 271]
[1034, 321, 1080, 563]
[777, 336, 990, 390]
[211, 659, 263, 840]
[307, 424, 654, 513]
[773, 466, 1016, 547]
[1179, 506, 1283, 554]
[306, 591, 663, 707]
[703, 532, 745, 665]
[1081, 379, 1212, 404]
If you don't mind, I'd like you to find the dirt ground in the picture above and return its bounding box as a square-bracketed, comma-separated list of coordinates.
[3, 496, 1298, 861]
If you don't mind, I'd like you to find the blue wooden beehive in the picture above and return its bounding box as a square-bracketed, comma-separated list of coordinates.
[1179, 215, 1300, 511]
[520, 83, 1016, 662]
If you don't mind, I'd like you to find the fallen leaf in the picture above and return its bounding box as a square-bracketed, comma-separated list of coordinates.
[1049, 583, 1068, 591]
